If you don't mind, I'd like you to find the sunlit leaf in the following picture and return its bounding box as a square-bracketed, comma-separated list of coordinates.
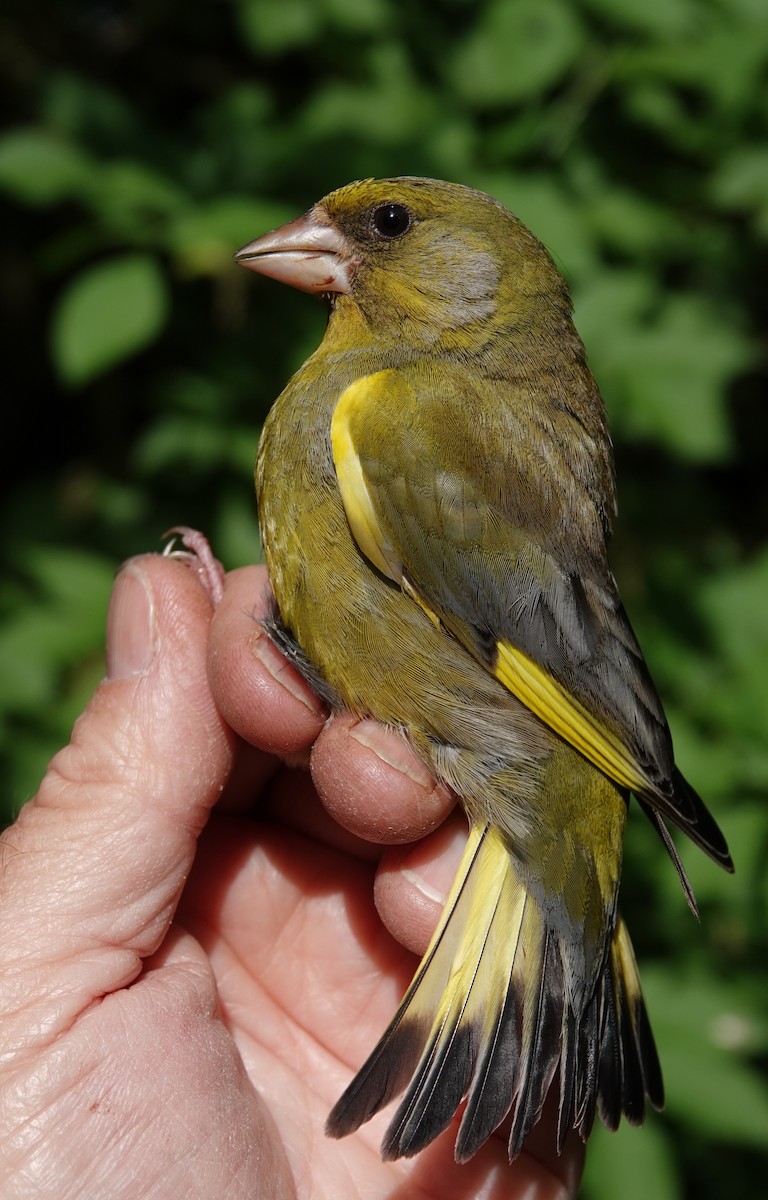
[575, 281, 750, 461]
[168, 197, 292, 275]
[0, 129, 95, 205]
[451, 0, 584, 105]
[51, 254, 169, 385]
[301, 42, 437, 143]
[695, 551, 768, 741]
[712, 147, 768, 236]
[236, 0, 320, 51]
[581, 0, 700, 38]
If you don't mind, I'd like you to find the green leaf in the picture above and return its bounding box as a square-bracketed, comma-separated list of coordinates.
[50, 254, 169, 386]
[236, 0, 320, 52]
[617, 298, 746, 459]
[0, 547, 114, 716]
[662, 1045, 768, 1146]
[138, 413, 222, 472]
[40, 73, 141, 145]
[581, 1119, 681, 1200]
[712, 147, 768, 237]
[324, 0, 390, 34]
[574, 281, 750, 461]
[695, 550, 768, 741]
[301, 42, 437, 144]
[0, 128, 95, 205]
[451, 0, 584, 106]
[619, 10, 768, 116]
[82, 161, 186, 239]
[236, 0, 388, 50]
[213, 485, 262, 570]
[585, 187, 682, 257]
[580, 0, 700, 38]
[622, 82, 705, 154]
[168, 197, 292, 275]
[643, 968, 768, 1146]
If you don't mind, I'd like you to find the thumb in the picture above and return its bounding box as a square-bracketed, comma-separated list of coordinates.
[0, 554, 234, 1062]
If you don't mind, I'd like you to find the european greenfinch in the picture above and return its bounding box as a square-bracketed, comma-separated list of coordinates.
[235, 177, 732, 1163]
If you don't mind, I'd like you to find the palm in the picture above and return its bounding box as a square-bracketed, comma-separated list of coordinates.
[171, 757, 573, 1199]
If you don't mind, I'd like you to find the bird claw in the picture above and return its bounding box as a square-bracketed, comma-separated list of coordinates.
[163, 526, 226, 606]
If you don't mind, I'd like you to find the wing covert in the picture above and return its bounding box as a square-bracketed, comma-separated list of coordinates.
[329, 364, 731, 871]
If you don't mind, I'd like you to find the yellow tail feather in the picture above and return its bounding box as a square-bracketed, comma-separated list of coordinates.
[326, 823, 662, 1162]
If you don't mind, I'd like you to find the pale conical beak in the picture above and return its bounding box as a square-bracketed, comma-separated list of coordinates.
[235, 208, 355, 295]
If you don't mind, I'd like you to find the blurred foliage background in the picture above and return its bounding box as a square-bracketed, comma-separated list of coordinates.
[1, 0, 766, 1195]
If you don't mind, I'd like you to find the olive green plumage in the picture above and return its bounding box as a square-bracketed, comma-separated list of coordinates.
[238, 176, 732, 1162]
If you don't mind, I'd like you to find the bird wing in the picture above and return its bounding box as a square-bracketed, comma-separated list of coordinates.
[330, 366, 731, 869]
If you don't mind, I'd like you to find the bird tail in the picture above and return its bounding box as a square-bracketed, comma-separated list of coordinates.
[326, 822, 663, 1162]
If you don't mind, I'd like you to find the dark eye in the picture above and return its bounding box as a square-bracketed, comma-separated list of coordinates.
[370, 202, 413, 239]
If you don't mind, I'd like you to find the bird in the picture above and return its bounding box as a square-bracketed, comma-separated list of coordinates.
[235, 176, 733, 1163]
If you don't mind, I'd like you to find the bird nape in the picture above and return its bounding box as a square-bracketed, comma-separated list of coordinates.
[236, 176, 733, 1163]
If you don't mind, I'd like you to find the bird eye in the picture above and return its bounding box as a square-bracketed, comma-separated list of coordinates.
[370, 202, 413, 239]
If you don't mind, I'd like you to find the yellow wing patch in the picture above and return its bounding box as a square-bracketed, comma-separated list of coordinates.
[495, 640, 649, 794]
[330, 373, 403, 582]
[332, 371, 648, 797]
[331, 373, 443, 631]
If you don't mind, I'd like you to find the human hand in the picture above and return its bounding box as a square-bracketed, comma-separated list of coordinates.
[0, 554, 583, 1199]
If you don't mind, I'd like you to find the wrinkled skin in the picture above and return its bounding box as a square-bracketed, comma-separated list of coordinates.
[0, 555, 583, 1199]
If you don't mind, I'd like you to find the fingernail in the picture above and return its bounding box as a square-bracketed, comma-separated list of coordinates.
[106, 562, 155, 680]
[250, 629, 327, 717]
[402, 867, 448, 904]
[401, 824, 469, 905]
[349, 719, 435, 789]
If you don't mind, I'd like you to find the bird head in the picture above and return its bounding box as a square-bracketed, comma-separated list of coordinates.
[236, 177, 571, 354]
